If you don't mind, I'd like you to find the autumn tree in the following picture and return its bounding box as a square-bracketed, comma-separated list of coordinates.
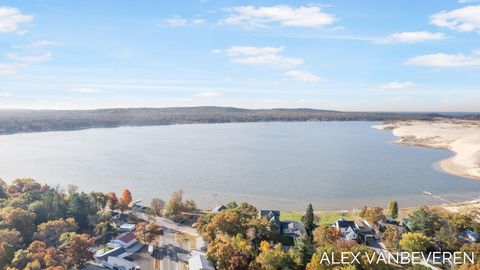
[10, 241, 65, 269]
[435, 223, 461, 251]
[362, 206, 384, 227]
[59, 232, 95, 267]
[118, 189, 133, 214]
[150, 198, 165, 216]
[165, 189, 184, 219]
[256, 242, 292, 270]
[448, 213, 472, 232]
[301, 203, 316, 241]
[382, 226, 401, 250]
[313, 225, 342, 247]
[6, 178, 42, 197]
[107, 191, 118, 210]
[0, 229, 22, 269]
[34, 218, 78, 246]
[135, 222, 161, 244]
[387, 200, 398, 219]
[0, 206, 36, 242]
[206, 234, 254, 270]
[399, 232, 431, 252]
[184, 199, 198, 212]
[90, 191, 109, 210]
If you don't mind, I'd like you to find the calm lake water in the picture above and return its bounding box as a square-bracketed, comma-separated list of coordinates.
[1, 121, 480, 211]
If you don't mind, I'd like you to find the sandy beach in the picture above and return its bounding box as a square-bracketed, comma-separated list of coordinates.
[374, 118, 480, 181]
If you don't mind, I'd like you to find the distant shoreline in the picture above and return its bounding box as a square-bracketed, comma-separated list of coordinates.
[374, 118, 480, 181]
[0, 106, 458, 136]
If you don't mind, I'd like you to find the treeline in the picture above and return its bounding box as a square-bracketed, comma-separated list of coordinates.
[0, 107, 446, 135]
[0, 179, 131, 270]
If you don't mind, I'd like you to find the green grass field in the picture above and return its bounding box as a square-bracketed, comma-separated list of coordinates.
[280, 211, 355, 225]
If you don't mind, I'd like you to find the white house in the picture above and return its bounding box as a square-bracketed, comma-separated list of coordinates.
[333, 218, 358, 241]
[189, 252, 215, 270]
[108, 232, 138, 249]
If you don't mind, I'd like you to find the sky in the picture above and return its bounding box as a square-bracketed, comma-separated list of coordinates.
[0, 0, 479, 111]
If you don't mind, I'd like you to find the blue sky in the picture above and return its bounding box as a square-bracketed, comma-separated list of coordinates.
[0, 0, 479, 111]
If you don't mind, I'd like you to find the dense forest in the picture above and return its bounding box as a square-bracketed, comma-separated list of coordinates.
[0, 106, 452, 135]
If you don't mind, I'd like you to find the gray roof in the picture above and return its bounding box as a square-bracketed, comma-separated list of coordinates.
[96, 247, 127, 261]
[334, 218, 356, 229]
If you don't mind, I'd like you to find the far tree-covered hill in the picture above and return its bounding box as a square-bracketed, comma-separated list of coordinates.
[0, 106, 449, 135]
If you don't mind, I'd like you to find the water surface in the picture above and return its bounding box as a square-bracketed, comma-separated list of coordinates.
[0, 121, 479, 211]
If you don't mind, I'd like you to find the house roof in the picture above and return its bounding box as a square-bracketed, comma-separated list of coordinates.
[188, 254, 215, 270]
[114, 232, 137, 243]
[96, 247, 127, 261]
[212, 205, 226, 213]
[335, 218, 355, 229]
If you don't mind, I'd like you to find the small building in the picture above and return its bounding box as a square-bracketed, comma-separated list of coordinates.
[106, 256, 139, 270]
[95, 246, 128, 264]
[211, 205, 227, 214]
[260, 210, 281, 233]
[465, 230, 480, 243]
[119, 223, 136, 232]
[188, 252, 215, 270]
[281, 220, 306, 240]
[108, 232, 138, 249]
[333, 218, 358, 241]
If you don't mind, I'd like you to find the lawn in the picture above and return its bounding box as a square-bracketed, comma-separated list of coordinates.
[280, 211, 355, 225]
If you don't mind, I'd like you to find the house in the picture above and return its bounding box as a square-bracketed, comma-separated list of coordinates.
[108, 232, 138, 249]
[333, 218, 358, 241]
[95, 246, 128, 265]
[281, 220, 306, 240]
[188, 252, 215, 270]
[105, 256, 139, 270]
[465, 230, 480, 243]
[260, 210, 281, 233]
[119, 223, 136, 232]
[211, 205, 227, 214]
[383, 215, 399, 225]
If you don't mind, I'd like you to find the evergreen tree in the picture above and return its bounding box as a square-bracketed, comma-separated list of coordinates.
[387, 200, 399, 219]
[301, 203, 315, 240]
[290, 234, 314, 270]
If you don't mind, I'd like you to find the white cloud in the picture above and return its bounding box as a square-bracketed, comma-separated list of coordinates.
[283, 70, 325, 82]
[374, 81, 416, 91]
[222, 5, 335, 28]
[164, 16, 206, 27]
[376, 31, 445, 44]
[0, 6, 33, 33]
[0, 63, 20, 75]
[195, 91, 221, 98]
[13, 40, 60, 49]
[0, 92, 12, 98]
[69, 88, 103, 94]
[211, 49, 222, 54]
[431, 5, 480, 32]
[406, 53, 480, 67]
[6, 51, 52, 64]
[225, 46, 303, 68]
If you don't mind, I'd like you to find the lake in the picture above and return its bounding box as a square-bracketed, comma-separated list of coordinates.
[1, 121, 479, 211]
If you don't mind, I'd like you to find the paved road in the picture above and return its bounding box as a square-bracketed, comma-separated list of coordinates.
[135, 212, 199, 237]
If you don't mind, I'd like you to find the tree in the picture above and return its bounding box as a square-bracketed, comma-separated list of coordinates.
[6, 178, 42, 197]
[387, 200, 398, 219]
[362, 206, 384, 226]
[107, 192, 118, 210]
[184, 199, 198, 212]
[399, 232, 431, 252]
[460, 243, 480, 264]
[290, 234, 314, 270]
[67, 192, 97, 230]
[435, 224, 461, 251]
[408, 206, 441, 237]
[313, 225, 342, 247]
[382, 226, 401, 250]
[90, 192, 108, 210]
[150, 198, 165, 216]
[306, 245, 335, 270]
[301, 203, 316, 240]
[0, 206, 36, 242]
[0, 229, 22, 269]
[11, 241, 65, 269]
[164, 189, 184, 219]
[134, 222, 161, 244]
[0, 178, 7, 199]
[34, 218, 78, 246]
[206, 234, 254, 270]
[256, 242, 292, 270]
[449, 213, 471, 232]
[59, 232, 95, 267]
[118, 189, 132, 214]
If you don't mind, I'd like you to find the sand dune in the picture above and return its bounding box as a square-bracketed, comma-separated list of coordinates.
[374, 119, 480, 180]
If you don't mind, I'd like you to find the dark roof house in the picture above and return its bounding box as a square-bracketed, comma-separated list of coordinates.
[260, 210, 281, 233]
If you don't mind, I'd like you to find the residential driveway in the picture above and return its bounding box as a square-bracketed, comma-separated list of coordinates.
[128, 246, 155, 270]
[135, 212, 198, 236]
